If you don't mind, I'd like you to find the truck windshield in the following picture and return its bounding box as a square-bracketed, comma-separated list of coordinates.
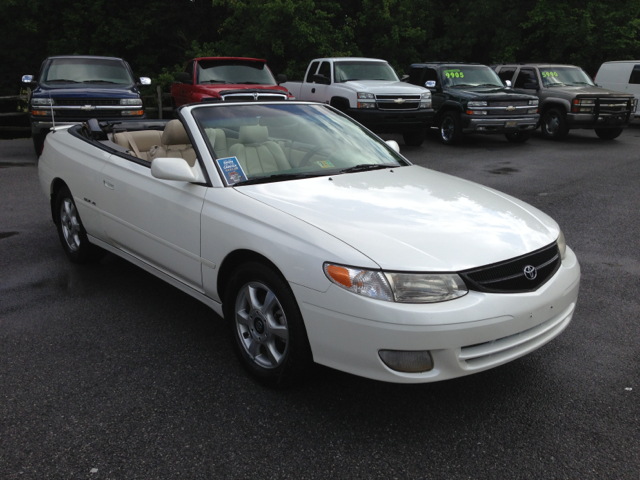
[192, 103, 408, 185]
[334, 62, 399, 82]
[540, 67, 595, 87]
[42, 58, 133, 84]
[441, 66, 503, 88]
[196, 60, 277, 85]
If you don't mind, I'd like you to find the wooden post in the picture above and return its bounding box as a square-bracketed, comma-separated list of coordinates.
[157, 85, 163, 119]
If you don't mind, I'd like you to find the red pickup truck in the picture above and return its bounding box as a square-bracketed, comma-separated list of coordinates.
[171, 57, 291, 107]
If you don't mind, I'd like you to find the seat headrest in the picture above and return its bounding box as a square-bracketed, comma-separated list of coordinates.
[239, 125, 269, 145]
[162, 120, 191, 146]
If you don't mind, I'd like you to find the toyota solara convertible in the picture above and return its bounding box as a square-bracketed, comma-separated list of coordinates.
[38, 101, 581, 385]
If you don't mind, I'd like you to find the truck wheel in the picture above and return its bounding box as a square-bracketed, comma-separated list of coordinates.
[439, 112, 462, 145]
[402, 130, 425, 147]
[594, 128, 623, 140]
[540, 108, 569, 140]
[505, 131, 532, 143]
[32, 132, 46, 157]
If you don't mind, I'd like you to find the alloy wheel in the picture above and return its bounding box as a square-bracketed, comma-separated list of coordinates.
[60, 198, 81, 252]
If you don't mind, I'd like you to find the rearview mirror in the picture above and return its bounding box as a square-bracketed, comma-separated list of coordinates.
[139, 77, 151, 85]
[385, 140, 400, 153]
[175, 72, 192, 85]
[151, 157, 198, 182]
[276, 74, 287, 85]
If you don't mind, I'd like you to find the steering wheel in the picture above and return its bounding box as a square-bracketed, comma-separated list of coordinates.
[298, 145, 334, 168]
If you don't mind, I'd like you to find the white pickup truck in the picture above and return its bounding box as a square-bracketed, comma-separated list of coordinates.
[282, 57, 434, 146]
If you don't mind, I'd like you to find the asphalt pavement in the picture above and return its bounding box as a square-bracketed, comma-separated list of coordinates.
[1, 125, 639, 479]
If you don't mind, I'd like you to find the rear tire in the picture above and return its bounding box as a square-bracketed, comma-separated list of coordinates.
[594, 128, 623, 140]
[224, 262, 313, 387]
[505, 131, 533, 143]
[402, 130, 425, 147]
[32, 132, 46, 157]
[439, 112, 463, 145]
[540, 108, 569, 140]
[54, 186, 103, 263]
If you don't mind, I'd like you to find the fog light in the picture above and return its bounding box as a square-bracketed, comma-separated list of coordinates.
[379, 350, 434, 373]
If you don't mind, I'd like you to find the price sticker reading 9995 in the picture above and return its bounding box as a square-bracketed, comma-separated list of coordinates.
[444, 69, 464, 79]
[542, 71, 558, 78]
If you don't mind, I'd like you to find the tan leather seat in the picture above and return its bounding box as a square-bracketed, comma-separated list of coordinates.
[113, 130, 163, 161]
[149, 120, 197, 166]
[228, 125, 291, 175]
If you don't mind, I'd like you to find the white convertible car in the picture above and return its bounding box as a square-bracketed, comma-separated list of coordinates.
[38, 102, 580, 385]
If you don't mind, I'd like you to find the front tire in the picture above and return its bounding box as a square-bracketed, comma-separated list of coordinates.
[402, 130, 425, 147]
[505, 131, 533, 143]
[540, 108, 569, 140]
[224, 262, 312, 386]
[439, 112, 463, 145]
[595, 128, 623, 140]
[54, 186, 102, 263]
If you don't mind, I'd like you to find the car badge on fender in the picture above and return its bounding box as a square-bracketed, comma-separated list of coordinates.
[523, 265, 537, 280]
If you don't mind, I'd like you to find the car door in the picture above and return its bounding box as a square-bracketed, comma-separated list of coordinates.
[300, 61, 320, 100]
[514, 68, 540, 95]
[100, 153, 207, 291]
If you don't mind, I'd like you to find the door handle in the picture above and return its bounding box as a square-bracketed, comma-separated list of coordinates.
[104, 180, 114, 190]
[311, 88, 316, 94]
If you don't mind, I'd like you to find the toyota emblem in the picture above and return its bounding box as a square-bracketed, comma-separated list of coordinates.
[523, 265, 537, 280]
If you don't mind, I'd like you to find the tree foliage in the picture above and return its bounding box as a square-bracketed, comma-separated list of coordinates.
[1, 0, 639, 95]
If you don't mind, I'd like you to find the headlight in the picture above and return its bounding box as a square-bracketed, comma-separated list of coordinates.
[529, 99, 539, 106]
[32, 98, 53, 105]
[420, 92, 432, 108]
[557, 230, 567, 260]
[120, 98, 143, 105]
[324, 264, 393, 301]
[467, 101, 487, 107]
[357, 92, 375, 99]
[324, 263, 469, 303]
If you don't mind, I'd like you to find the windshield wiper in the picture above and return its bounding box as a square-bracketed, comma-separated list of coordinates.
[340, 164, 396, 174]
[451, 84, 474, 88]
[568, 82, 592, 86]
[46, 79, 80, 83]
[546, 83, 567, 87]
[83, 80, 118, 84]
[200, 80, 228, 84]
[477, 83, 501, 87]
[233, 172, 329, 186]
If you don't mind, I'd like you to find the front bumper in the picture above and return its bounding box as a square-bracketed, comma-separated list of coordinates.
[462, 114, 540, 134]
[292, 246, 580, 383]
[566, 112, 631, 129]
[346, 108, 435, 133]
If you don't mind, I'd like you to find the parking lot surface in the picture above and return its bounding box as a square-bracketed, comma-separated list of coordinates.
[1, 126, 639, 479]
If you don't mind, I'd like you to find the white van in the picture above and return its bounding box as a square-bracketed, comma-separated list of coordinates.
[595, 61, 640, 117]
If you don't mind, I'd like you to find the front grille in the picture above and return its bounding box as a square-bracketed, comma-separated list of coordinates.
[54, 110, 118, 118]
[598, 98, 630, 114]
[376, 94, 420, 111]
[489, 101, 528, 107]
[460, 242, 560, 293]
[55, 98, 120, 106]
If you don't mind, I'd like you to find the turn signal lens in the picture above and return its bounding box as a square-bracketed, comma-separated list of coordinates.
[122, 110, 144, 116]
[324, 263, 393, 301]
[325, 265, 352, 288]
[31, 110, 49, 116]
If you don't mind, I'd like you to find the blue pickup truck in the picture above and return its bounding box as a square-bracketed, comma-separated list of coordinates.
[23, 55, 151, 155]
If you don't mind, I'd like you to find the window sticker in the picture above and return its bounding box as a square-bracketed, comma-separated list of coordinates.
[542, 71, 559, 78]
[316, 160, 335, 168]
[216, 156, 248, 185]
[444, 69, 464, 79]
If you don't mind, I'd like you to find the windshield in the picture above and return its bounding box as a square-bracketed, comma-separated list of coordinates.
[192, 103, 408, 185]
[540, 67, 595, 87]
[42, 58, 133, 84]
[196, 60, 276, 85]
[334, 62, 399, 82]
[441, 66, 503, 88]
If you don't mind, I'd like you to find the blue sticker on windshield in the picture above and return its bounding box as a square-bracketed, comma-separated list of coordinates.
[216, 156, 247, 185]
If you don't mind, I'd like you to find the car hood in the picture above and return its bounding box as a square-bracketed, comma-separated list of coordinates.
[33, 84, 139, 99]
[545, 85, 632, 96]
[447, 86, 537, 101]
[236, 165, 560, 271]
[344, 80, 427, 94]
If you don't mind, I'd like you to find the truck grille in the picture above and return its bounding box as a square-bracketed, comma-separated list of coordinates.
[54, 110, 119, 118]
[459, 242, 560, 293]
[54, 98, 121, 106]
[375, 95, 420, 111]
[489, 101, 528, 107]
[597, 97, 631, 114]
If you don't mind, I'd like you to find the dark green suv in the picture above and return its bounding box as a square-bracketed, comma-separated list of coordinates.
[406, 62, 540, 145]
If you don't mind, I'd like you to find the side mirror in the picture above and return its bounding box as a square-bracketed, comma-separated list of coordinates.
[151, 157, 198, 182]
[385, 140, 400, 153]
[139, 77, 152, 85]
[312, 74, 331, 85]
[276, 73, 287, 85]
[175, 72, 192, 85]
[505, 79, 512, 87]
[22, 75, 34, 83]
[523, 82, 539, 90]
[425, 80, 436, 88]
